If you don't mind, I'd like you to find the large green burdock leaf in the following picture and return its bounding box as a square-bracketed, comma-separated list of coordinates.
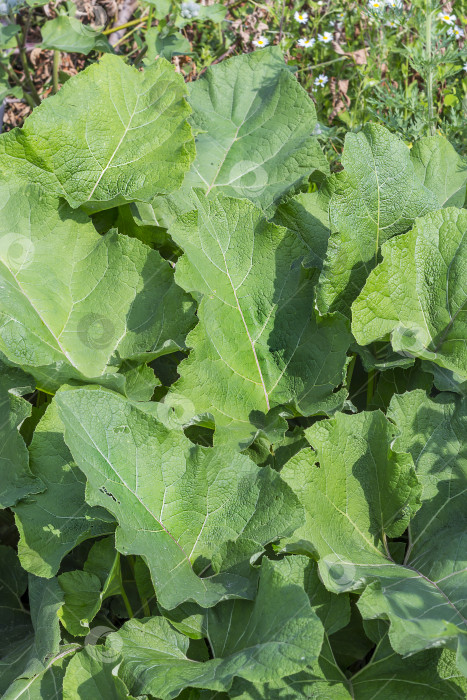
[367, 363, 433, 411]
[56, 386, 303, 610]
[228, 637, 353, 700]
[150, 47, 328, 222]
[372, 390, 467, 667]
[14, 402, 114, 578]
[169, 193, 351, 448]
[63, 647, 136, 700]
[352, 208, 467, 380]
[107, 558, 324, 699]
[40, 16, 112, 55]
[0, 545, 31, 666]
[222, 556, 353, 700]
[185, 47, 328, 211]
[281, 410, 420, 559]
[349, 630, 467, 699]
[2, 658, 70, 700]
[0, 360, 42, 508]
[0, 55, 194, 211]
[280, 400, 467, 672]
[389, 391, 467, 567]
[425, 362, 467, 397]
[272, 190, 331, 270]
[411, 134, 467, 208]
[58, 538, 124, 637]
[0, 186, 195, 392]
[317, 123, 438, 317]
[283, 556, 350, 637]
[58, 570, 102, 637]
[0, 546, 74, 697]
[229, 633, 467, 699]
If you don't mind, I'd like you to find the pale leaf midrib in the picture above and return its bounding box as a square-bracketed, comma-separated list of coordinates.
[217, 243, 270, 412]
[64, 408, 200, 578]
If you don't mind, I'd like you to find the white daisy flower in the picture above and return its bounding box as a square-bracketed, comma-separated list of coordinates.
[386, 19, 399, 27]
[317, 1, 323, 5]
[252, 35, 269, 47]
[318, 31, 333, 43]
[447, 25, 464, 38]
[314, 73, 328, 87]
[385, 0, 402, 8]
[337, 11, 345, 19]
[368, 0, 383, 10]
[294, 10, 309, 23]
[438, 12, 456, 25]
[297, 37, 316, 48]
